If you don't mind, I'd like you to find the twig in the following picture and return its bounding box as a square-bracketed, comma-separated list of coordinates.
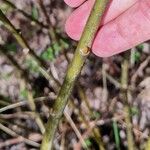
[77, 85, 92, 115]
[121, 53, 134, 150]
[1, 0, 67, 46]
[0, 9, 39, 59]
[2, 0, 68, 49]
[1, 0, 48, 28]
[27, 90, 45, 134]
[0, 112, 32, 119]
[37, 0, 58, 57]
[0, 45, 45, 134]
[37, 0, 57, 41]
[0, 43, 45, 133]
[40, 0, 109, 149]
[131, 56, 150, 88]
[0, 95, 90, 148]
[0, 9, 60, 89]
[37, 0, 51, 25]
[105, 73, 121, 89]
[0, 96, 54, 113]
[101, 62, 108, 112]
[77, 86, 105, 149]
[0, 123, 40, 147]
[0, 133, 42, 149]
[64, 108, 88, 149]
[0, 45, 30, 81]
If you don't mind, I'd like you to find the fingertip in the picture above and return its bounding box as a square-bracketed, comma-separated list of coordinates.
[65, 15, 80, 40]
[92, 46, 123, 57]
[64, 0, 95, 40]
[91, 22, 130, 57]
[92, 41, 116, 58]
[92, 47, 113, 58]
[92, 0, 150, 58]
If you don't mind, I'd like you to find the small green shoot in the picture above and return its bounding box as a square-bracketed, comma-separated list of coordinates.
[131, 106, 139, 116]
[20, 88, 28, 99]
[31, 5, 39, 20]
[113, 120, 121, 150]
[5, 43, 17, 53]
[83, 138, 92, 149]
[41, 47, 55, 61]
[25, 57, 40, 73]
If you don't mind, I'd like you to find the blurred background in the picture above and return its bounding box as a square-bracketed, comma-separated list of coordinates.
[0, 0, 150, 149]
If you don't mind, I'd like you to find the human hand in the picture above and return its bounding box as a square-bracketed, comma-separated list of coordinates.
[64, 0, 150, 57]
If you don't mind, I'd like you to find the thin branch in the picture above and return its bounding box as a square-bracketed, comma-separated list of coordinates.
[0, 123, 40, 148]
[27, 90, 45, 134]
[105, 73, 121, 89]
[0, 45, 30, 81]
[64, 108, 88, 149]
[1, 0, 48, 28]
[37, 0, 51, 25]
[121, 53, 134, 150]
[0, 96, 54, 113]
[1, 0, 65, 45]
[0, 133, 42, 149]
[77, 86, 105, 149]
[0, 9, 60, 89]
[131, 56, 150, 88]
[0, 45, 45, 133]
[40, 0, 109, 149]
[37, 0, 58, 58]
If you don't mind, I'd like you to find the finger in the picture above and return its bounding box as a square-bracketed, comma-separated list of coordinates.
[64, 0, 86, 8]
[65, 0, 138, 40]
[92, 0, 150, 57]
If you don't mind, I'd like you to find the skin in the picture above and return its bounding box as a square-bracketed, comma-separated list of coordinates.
[64, 0, 150, 57]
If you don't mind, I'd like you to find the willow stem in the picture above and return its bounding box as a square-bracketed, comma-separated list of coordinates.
[121, 53, 135, 150]
[40, 0, 109, 149]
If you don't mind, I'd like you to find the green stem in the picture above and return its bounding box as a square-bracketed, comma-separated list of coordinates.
[113, 120, 121, 150]
[27, 90, 45, 134]
[40, 0, 109, 149]
[121, 54, 135, 150]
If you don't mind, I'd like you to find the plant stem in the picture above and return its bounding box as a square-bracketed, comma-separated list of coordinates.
[0, 122, 40, 147]
[121, 54, 134, 150]
[64, 109, 88, 149]
[0, 9, 60, 89]
[0, 45, 45, 134]
[113, 120, 121, 150]
[77, 86, 105, 149]
[0, 45, 29, 80]
[1, 0, 48, 28]
[27, 90, 45, 134]
[1, 0, 65, 46]
[40, 0, 109, 149]
[37, 0, 58, 57]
